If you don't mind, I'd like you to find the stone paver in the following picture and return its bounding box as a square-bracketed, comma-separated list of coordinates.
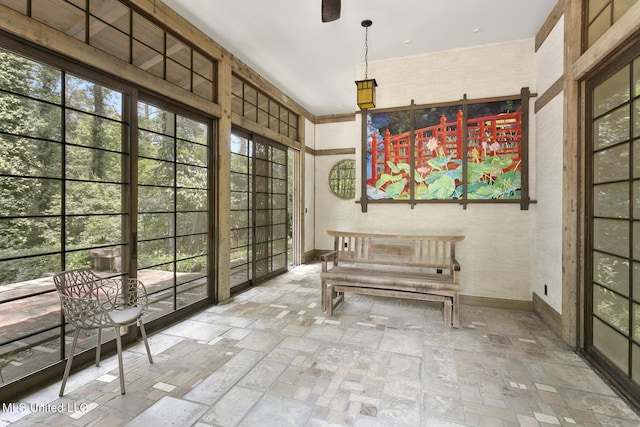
[2, 263, 639, 426]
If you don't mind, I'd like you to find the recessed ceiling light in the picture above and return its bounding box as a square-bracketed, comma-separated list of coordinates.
[403, 39, 412, 44]
[472, 27, 481, 33]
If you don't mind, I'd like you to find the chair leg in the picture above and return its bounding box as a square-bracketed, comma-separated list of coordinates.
[95, 328, 102, 366]
[59, 329, 80, 397]
[139, 320, 153, 364]
[443, 299, 452, 332]
[115, 327, 125, 395]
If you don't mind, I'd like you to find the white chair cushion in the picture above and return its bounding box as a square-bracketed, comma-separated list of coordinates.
[108, 306, 144, 325]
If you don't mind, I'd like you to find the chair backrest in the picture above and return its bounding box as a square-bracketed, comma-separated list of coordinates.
[53, 269, 106, 328]
[53, 269, 101, 298]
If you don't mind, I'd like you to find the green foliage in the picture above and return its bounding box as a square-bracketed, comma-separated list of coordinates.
[370, 153, 521, 200]
[1, 50, 211, 286]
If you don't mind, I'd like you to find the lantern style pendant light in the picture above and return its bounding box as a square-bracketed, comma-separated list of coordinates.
[355, 19, 377, 110]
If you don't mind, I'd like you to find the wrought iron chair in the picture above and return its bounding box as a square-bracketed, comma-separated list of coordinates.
[53, 269, 153, 396]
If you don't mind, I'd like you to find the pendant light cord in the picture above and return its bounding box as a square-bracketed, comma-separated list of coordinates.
[364, 25, 369, 79]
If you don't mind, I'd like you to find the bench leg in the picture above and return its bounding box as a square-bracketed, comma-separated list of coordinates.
[443, 298, 452, 331]
[321, 279, 326, 312]
[452, 293, 460, 329]
[326, 284, 335, 316]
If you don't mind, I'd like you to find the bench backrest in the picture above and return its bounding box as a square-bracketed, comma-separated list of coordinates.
[328, 230, 464, 269]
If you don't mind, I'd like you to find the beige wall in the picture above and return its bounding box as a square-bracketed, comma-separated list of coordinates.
[304, 118, 316, 254]
[314, 39, 541, 302]
[533, 17, 565, 314]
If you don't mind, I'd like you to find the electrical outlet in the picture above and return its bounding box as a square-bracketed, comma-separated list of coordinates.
[344, 242, 348, 248]
[544, 284, 548, 296]
[436, 269, 442, 274]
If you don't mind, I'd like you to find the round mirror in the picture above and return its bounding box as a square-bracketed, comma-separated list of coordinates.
[328, 159, 356, 199]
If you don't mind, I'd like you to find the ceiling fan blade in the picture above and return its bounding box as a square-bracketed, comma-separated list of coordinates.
[322, 0, 341, 22]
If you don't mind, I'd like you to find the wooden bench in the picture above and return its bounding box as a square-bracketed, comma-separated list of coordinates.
[320, 230, 464, 330]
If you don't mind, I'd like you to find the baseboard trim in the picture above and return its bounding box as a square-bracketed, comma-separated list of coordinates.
[460, 294, 533, 311]
[532, 292, 562, 338]
[302, 250, 318, 264]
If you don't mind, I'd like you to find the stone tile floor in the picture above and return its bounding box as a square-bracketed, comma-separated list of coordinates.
[1, 263, 639, 426]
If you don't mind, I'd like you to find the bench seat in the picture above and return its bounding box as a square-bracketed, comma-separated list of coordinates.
[320, 231, 464, 329]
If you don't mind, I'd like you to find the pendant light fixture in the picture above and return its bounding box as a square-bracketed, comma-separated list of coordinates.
[355, 19, 377, 110]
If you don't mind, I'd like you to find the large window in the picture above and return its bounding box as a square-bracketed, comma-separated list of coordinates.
[0, 46, 128, 385]
[363, 91, 530, 209]
[586, 48, 640, 406]
[230, 130, 288, 290]
[137, 100, 211, 319]
[0, 43, 214, 396]
[0, 0, 216, 101]
[231, 75, 298, 140]
[586, 0, 639, 49]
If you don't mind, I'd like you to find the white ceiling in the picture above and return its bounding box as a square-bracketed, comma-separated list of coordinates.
[161, 0, 558, 117]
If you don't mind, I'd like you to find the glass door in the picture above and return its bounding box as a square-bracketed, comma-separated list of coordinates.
[137, 99, 211, 320]
[587, 47, 640, 403]
[230, 130, 288, 289]
[254, 137, 288, 281]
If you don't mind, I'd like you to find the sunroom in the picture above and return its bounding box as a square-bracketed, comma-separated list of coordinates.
[0, 0, 639, 422]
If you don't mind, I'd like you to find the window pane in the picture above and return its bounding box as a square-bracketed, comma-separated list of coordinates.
[594, 66, 630, 116]
[166, 35, 190, 68]
[138, 158, 174, 186]
[0, 219, 61, 258]
[593, 218, 629, 257]
[66, 182, 122, 214]
[593, 182, 629, 218]
[177, 164, 207, 188]
[193, 51, 213, 80]
[176, 235, 205, 256]
[177, 188, 207, 211]
[32, 0, 85, 42]
[588, 0, 608, 20]
[588, 5, 611, 48]
[593, 143, 630, 183]
[593, 317, 629, 372]
[0, 177, 60, 215]
[138, 186, 174, 212]
[635, 180, 640, 217]
[594, 106, 631, 150]
[90, 0, 130, 34]
[65, 111, 123, 151]
[132, 12, 164, 53]
[635, 56, 640, 98]
[229, 177, 248, 197]
[594, 283, 629, 334]
[635, 304, 640, 342]
[634, 262, 640, 300]
[138, 212, 173, 240]
[0, 136, 61, 178]
[89, 16, 130, 63]
[0, 93, 62, 139]
[138, 131, 175, 161]
[166, 59, 191, 91]
[65, 216, 123, 249]
[0, 0, 27, 14]
[0, 49, 62, 103]
[635, 101, 640, 138]
[177, 212, 207, 235]
[133, 40, 164, 78]
[66, 146, 122, 182]
[138, 104, 175, 136]
[65, 76, 122, 113]
[193, 75, 213, 101]
[593, 251, 630, 296]
[635, 221, 640, 262]
[635, 140, 640, 177]
[633, 343, 640, 384]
